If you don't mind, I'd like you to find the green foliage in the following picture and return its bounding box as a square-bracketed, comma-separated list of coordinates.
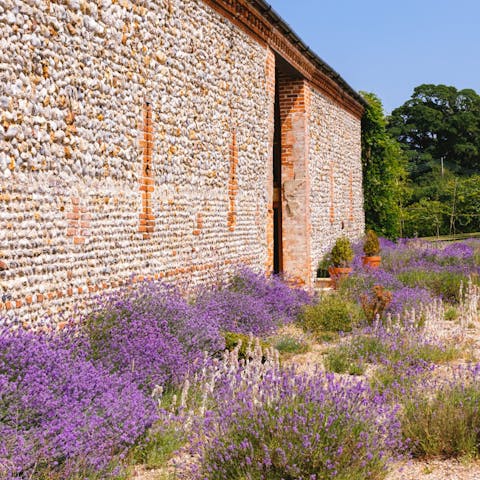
[402, 198, 447, 238]
[316, 255, 331, 277]
[330, 237, 354, 267]
[273, 335, 310, 356]
[388, 84, 480, 237]
[316, 331, 340, 343]
[33, 463, 130, 480]
[396, 269, 473, 304]
[361, 92, 407, 239]
[445, 306, 459, 321]
[388, 84, 480, 174]
[299, 294, 362, 335]
[363, 230, 380, 256]
[201, 389, 394, 480]
[324, 346, 365, 375]
[401, 174, 480, 237]
[131, 425, 185, 470]
[223, 332, 270, 360]
[402, 383, 480, 458]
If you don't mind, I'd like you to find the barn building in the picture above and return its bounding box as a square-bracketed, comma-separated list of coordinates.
[0, 0, 365, 325]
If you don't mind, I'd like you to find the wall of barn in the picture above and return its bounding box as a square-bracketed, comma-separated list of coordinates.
[0, 0, 274, 326]
[308, 87, 365, 281]
[0, 0, 364, 325]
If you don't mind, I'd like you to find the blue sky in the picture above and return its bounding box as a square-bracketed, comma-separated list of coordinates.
[267, 0, 480, 114]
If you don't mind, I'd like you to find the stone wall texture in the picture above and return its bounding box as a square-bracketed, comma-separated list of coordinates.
[0, 0, 364, 326]
[308, 88, 365, 281]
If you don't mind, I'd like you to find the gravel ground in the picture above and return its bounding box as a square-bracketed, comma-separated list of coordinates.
[386, 459, 480, 480]
[134, 318, 480, 480]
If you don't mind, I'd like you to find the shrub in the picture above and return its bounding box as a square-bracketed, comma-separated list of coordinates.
[388, 286, 433, 317]
[197, 371, 403, 480]
[323, 322, 458, 396]
[228, 267, 312, 323]
[299, 294, 362, 334]
[338, 268, 402, 304]
[273, 335, 310, 356]
[223, 331, 271, 361]
[360, 285, 393, 323]
[369, 361, 430, 396]
[363, 230, 380, 256]
[402, 367, 480, 458]
[0, 329, 156, 479]
[130, 424, 185, 471]
[195, 268, 311, 338]
[84, 282, 223, 392]
[330, 237, 354, 267]
[153, 336, 404, 480]
[316, 255, 330, 278]
[396, 269, 469, 303]
[445, 305, 459, 321]
[324, 346, 365, 375]
[196, 289, 279, 337]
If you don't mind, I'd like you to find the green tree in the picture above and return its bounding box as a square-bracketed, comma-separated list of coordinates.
[361, 92, 407, 239]
[449, 175, 480, 233]
[403, 198, 447, 238]
[388, 84, 480, 176]
[387, 84, 480, 237]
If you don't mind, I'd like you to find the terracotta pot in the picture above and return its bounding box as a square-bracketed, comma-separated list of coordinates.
[328, 266, 352, 289]
[362, 256, 381, 269]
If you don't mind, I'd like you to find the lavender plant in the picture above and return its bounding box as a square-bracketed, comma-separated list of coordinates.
[84, 281, 225, 392]
[173, 343, 405, 480]
[402, 365, 480, 458]
[195, 268, 311, 337]
[0, 329, 156, 479]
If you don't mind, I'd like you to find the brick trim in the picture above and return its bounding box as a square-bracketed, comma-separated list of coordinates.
[66, 197, 90, 245]
[265, 48, 275, 272]
[139, 102, 155, 239]
[278, 75, 312, 286]
[227, 130, 238, 232]
[202, 0, 364, 119]
[193, 212, 203, 236]
[349, 170, 354, 222]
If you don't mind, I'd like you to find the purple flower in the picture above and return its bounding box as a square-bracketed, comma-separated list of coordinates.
[0, 329, 156, 478]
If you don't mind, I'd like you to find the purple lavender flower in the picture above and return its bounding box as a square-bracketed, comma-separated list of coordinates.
[0, 329, 156, 479]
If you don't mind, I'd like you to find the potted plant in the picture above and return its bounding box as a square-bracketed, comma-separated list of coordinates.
[315, 256, 333, 290]
[328, 237, 354, 288]
[362, 230, 381, 269]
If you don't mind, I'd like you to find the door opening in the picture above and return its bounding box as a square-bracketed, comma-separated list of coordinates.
[273, 72, 282, 274]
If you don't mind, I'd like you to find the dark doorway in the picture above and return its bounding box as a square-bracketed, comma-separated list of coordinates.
[273, 72, 282, 274]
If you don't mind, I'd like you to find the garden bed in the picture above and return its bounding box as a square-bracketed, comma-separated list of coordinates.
[1, 239, 480, 479]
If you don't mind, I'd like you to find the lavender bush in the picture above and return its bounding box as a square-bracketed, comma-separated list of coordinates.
[0, 268, 313, 478]
[167, 343, 404, 480]
[341, 239, 479, 321]
[0, 329, 156, 479]
[325, 318, 458, 395]
[402, 364, 480, 458]
[84, 281, 224, 392]
[195, 268, 311, 337]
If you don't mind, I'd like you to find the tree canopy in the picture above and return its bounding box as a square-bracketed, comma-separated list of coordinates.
[388, 84, 480, 176]
[385, 84, 480, 237]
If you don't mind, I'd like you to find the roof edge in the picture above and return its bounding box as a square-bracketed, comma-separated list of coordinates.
[202, 0, 366, 118]
[251, 0, 367, 109]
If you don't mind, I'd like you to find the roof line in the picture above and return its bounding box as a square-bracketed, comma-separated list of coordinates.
[249, 0, 367, 108]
